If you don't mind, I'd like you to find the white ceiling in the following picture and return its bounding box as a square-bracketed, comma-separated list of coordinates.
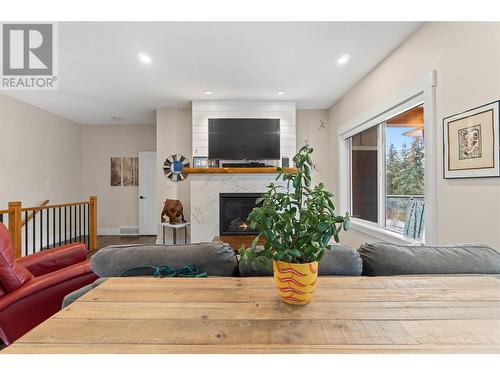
[5, 22, 422, 124]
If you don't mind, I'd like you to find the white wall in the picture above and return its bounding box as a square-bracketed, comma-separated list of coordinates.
[296, 109, 329, 186]
[192, 101, 296, 162]
[0, 94, 82, 208]
[80, 124, 156, 235]
[156, 108, 192, 241]
[326, 22, 500, 250]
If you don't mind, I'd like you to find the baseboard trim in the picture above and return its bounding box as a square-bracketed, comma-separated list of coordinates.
[98, 228, 120, 236]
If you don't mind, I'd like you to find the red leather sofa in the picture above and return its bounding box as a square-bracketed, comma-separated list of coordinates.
[0, 223, 98, 345]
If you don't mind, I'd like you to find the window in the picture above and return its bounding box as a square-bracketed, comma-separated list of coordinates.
[349, 105, 425, 240]
[350, 126, 378, 223]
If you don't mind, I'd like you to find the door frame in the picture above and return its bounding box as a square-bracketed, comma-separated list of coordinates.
[139, 151, 156, 235]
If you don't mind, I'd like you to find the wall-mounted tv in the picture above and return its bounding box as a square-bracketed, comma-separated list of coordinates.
[208, 118, 280, 160]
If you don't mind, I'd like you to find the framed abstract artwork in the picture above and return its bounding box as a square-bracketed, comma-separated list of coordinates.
[443, 101, 499, 178]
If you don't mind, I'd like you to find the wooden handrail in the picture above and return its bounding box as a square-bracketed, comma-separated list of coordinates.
[2, 196, 98, 258]
[21, 200, 91, 211]
[21, 199, 49, 226]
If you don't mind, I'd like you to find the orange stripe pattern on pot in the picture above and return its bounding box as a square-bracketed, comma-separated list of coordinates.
[273, 260, 318, 305]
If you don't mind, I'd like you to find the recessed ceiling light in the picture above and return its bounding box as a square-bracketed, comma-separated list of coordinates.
[112, 116, 122, 121]
[137, 52, 152, 64]
[204, 90, 212, 95]
[337, 53, 351, 65]
[277, 91, 285, 95]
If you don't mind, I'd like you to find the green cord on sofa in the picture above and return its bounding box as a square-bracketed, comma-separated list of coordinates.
[119, 264, 208, 278]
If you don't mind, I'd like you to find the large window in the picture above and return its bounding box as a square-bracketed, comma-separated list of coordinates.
[349, 105, 425, 240]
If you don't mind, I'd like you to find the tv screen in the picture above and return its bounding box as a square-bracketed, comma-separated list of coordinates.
[208, 118, 280, 160]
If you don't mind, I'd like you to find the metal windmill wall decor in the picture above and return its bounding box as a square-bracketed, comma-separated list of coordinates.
[163, 154, 190, 182]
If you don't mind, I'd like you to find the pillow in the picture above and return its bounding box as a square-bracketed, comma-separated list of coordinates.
[90, 242, 238, 277]
[0, 223, 33, 292]
[238, 244, 362, 276]
[358, 242, 500, 276]
[319, 245, 363, 276]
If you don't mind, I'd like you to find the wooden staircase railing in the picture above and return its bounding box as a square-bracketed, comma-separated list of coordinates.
[0, 196, 97, 258]
[21, 199, 49, 227]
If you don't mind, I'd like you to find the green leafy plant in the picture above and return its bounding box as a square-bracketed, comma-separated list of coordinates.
[239, 144, 350, 267]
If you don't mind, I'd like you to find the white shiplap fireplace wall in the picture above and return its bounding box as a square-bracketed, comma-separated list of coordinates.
[190, 101, 296, 242]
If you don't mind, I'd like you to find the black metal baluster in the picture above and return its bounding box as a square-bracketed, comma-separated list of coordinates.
[69, 206, 73, 243]
[86, 204, 90, 245]
[46, 208, 49, 249]
[24, 211, 28, 256]
[52, 207, 55, 248]
[78, 204, 82, 242]
[64, 206, 67, 244]
[83, 204, 87, 245]
[40, 209, 43, 251]
[58, 207, 62, 246]
[33, 210, 36, 253]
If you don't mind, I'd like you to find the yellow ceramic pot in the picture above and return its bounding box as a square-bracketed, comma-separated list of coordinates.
[273, 259, 318, 305]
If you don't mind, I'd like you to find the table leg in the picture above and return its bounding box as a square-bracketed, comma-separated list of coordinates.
[162, 226, 165, 244]
[185, 226, 187, 244]
[173, 228, 177, 245]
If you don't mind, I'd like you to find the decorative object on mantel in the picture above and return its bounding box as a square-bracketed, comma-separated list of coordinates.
[193, 156, 219, 168]
[239, 144, 350, 305]
[161, 199, 186, 224]
[163, 154, 190, 181]
[443, 101, 499, 178]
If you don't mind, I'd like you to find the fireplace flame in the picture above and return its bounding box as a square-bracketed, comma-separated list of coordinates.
[239, 222, 249, 230]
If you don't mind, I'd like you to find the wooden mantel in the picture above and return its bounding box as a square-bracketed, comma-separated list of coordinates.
[183, 167, 297, 174]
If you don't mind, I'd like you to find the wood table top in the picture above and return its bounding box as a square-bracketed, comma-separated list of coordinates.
[4, 276, 500, 354]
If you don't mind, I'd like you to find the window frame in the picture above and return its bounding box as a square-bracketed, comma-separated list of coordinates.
[337, 71, 437, 245]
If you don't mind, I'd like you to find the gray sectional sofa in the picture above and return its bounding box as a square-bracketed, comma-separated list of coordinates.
[62, 240, 500, 308]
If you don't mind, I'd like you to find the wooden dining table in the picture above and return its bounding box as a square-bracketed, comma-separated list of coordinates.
[3, 275, 500, 353]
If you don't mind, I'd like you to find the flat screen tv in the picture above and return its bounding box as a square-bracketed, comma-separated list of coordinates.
[208, 118, 280, 160]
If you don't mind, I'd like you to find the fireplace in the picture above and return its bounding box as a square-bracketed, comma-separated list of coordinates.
[219, 193, 262, 235]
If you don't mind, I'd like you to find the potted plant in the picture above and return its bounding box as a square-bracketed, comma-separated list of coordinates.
[240, 145, 350, 305]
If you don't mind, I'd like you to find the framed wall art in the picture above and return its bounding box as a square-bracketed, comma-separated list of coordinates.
[443, 101, 499, 178]
[122, 157, 139, 186]
[110, 157, 122, 186]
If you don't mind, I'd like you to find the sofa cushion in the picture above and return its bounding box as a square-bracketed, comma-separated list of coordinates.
[0, 223, 33, 292]
[238, 256, 272, 277]
[16, 243, 87, 277]
[319, 245, 363, 275]
[239, 245, 362, 276]
[358, 242, 500, 276]
[91, 242, 238, 277]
